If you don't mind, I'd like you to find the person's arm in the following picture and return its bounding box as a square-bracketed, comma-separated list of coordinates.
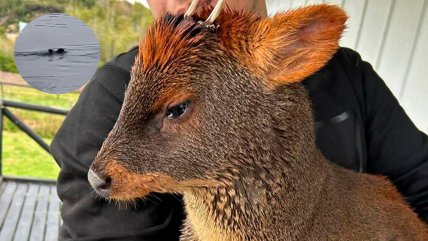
[50, 60, 184, 241]
[339, 48, 428, 223]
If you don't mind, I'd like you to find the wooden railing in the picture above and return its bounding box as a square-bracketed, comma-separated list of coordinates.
[0, 99, 69, 176]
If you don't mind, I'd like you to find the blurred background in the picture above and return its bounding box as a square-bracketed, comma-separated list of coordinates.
[0, 0, 153, 179]
[0, 0, 426, 181]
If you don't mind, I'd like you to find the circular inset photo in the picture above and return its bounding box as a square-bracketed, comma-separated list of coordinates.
[14, 13, 100, 94]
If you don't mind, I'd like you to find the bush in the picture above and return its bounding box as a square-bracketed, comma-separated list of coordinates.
[0, 51, 18, 73]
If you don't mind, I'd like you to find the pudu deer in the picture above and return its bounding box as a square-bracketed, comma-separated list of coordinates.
[88, 1, 428, 240]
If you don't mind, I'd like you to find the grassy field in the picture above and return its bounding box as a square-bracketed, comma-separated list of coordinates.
[1, 85, 79, 179]
[2, 131, 58, 179]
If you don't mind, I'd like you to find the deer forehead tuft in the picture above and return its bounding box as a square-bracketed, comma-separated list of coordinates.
[132, 4, 347, 91]
[135, 10, 260, 74]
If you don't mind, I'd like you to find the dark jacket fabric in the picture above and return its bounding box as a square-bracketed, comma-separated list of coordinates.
[50, 47, 428, 241]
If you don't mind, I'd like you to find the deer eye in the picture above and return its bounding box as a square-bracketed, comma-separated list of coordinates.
[166, 101, 190, 119]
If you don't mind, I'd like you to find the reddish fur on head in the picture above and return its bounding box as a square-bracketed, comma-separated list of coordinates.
[138, 4, 347, 87]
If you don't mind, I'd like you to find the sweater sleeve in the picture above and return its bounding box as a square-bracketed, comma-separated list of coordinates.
[50, 63, 184, 241]
[341, 49, 428, 223]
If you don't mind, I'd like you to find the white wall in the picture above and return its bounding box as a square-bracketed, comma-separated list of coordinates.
[266, 0, 428, 134]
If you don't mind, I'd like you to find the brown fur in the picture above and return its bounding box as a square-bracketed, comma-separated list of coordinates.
[89, 4, 428, 241]
[104, 160, 219, 201]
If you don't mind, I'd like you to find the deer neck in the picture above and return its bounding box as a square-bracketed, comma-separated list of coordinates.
[183, 149, 331, 240]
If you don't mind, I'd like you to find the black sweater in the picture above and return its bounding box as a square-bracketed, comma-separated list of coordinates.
[51, 47, 428, 241]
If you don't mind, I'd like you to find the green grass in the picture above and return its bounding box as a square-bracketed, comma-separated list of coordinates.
[1, 85, 79, 138]
[2, 85, 78, 108]
[1, 85, 79, 179]
[0, 37, 18, 73]
[2, 130, 59, 179]
[0, 51, 17, 73]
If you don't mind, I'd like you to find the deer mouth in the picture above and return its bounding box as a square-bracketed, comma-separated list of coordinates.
[88, 160, 220, 201]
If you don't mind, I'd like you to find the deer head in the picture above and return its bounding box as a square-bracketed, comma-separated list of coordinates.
[88, 2, 347, 202]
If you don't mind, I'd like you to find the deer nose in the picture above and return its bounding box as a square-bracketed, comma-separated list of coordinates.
[88, 169, 112, 198]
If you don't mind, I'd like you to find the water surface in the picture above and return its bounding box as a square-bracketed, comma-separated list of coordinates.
[14, 13, 100, 94]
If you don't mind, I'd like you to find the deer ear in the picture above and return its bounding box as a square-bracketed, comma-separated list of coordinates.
[251, 4, 347, 85]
